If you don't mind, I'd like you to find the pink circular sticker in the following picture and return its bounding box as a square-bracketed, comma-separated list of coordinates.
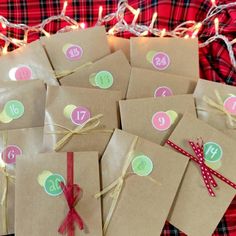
[152, 111, 171, 131]
[154, 86, 173, 97]
[152, 52, 170, 70]
[65, 45, 83, 61]
[15, 66, 32, 81]
[224, 96, 236, 115]
[71, 106, 91, 125]
[1, 145, 22, 164]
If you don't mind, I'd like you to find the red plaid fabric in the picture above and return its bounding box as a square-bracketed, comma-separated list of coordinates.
[0, 0, 235, 235]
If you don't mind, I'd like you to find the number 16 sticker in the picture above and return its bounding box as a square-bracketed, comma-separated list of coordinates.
[152, 111, 171, 131]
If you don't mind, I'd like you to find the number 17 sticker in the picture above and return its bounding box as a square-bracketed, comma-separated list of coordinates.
[71, 106, 91, 125]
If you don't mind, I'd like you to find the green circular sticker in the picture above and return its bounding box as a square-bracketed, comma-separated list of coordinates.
[44, 174, 65, 196]
[146, 50, 157, 63]
[132, 155, 153, 176]
[95, 71, 114, 89]
[4, 100, 24, 119]
[204, 142, 223, 163]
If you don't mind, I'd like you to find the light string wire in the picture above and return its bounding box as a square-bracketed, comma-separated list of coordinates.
[0, 0, 235, 68]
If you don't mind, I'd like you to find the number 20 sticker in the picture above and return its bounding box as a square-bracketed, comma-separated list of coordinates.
[152, 111, 171, 131]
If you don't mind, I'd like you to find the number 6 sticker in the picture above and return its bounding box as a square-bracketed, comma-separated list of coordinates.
[71, 106, 91, 125]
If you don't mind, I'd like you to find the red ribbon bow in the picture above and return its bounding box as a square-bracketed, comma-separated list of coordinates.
[58, 152, 84, 236]
[166, 139, 236, 197]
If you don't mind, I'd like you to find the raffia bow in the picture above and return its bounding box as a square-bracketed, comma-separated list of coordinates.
[198, 90, 236, 128]
[55, 62, 93, 80]
[46, 114, 113, 151]
[0, 131, 15, 235]
[95, 136, 160, 234]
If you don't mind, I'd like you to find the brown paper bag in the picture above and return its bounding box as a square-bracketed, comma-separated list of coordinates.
[60, 51, 131, 98]
[119, 94, 196, 145]
[127, 67, 197, 99]
[0, 40, 58, 85]
[43, 86, 122, 154]
[193, 79, 236, 139]
[0, 80, 46, 130]
[41, 26, 110, 76]
[0, 127, 43, 235]
[130, 37, 199, 78]
[15, 152, 102, 236]
[98, 129, 188, 235]
[165, 112, 236, 236]
[107, 35, 130, 61]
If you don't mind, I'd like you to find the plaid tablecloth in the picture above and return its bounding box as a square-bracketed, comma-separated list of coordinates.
[0, 0, 235, 235]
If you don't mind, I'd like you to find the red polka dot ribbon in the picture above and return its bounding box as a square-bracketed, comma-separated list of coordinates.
[166, 139, 236, 197]
[58, 152, 84, 236]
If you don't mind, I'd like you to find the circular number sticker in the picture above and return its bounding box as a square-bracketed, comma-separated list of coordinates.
[166, 110, 178, 124]
[4, 100, 25, 119]
[154, 86, 173, 97]
[95, 71, 114, 89]
[152, 111, 171, 131]
[44, 174, 65, 197]
[224, 96, 236, 115]
[1, 145, 22, 164]
[204, 142, 223, 162]
[63, 104, 77, 119]
[15, 66, 33, 81]
[65, 44, 83, 61]
[71, 106, 91, 125]
[152, 52, 170, 71]
[132, 155, 153, 176]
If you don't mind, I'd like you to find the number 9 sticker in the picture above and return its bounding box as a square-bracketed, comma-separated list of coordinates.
[152, 111, 171, 131]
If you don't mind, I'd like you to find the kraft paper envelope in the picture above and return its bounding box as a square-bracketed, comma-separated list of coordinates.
[43, 86, 122, 154]
[193, 79, 236, 139]
[0, 40, 58, 85]
[130, 37, 199, 78]
[0, 127, 43, 235]
[99, 129, 188, 236]
[127, 67, 197, 99]
[60, 51, 131, 98]
[41, 26, 110, 75]
[107, 35, 130, 61]
[119, 94, 196, 145]
[15, 152, 102, 236]
[166, 113, 236, 236]
[0, 80, 46, 130]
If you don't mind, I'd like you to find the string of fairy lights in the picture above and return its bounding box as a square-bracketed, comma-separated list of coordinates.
[0, 0, 235, 68]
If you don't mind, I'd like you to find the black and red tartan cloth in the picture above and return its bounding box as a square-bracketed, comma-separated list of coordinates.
[0, 0, 235, 235]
